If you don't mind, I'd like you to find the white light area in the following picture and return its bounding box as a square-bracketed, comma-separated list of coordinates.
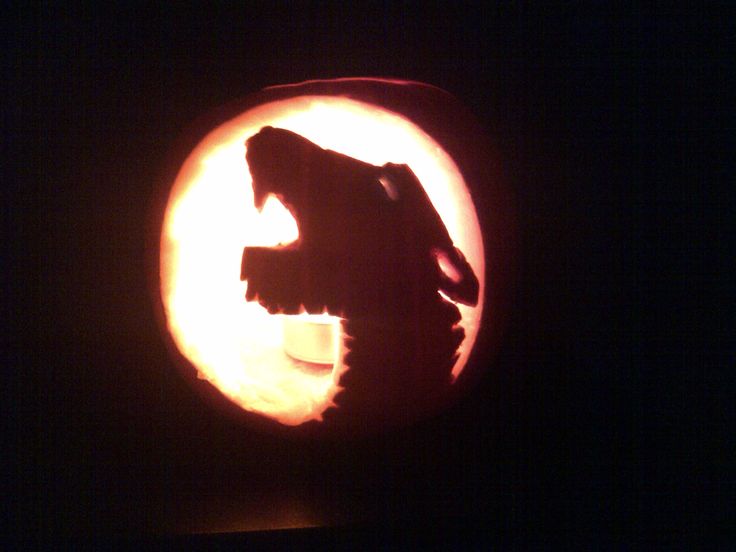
[160, 96, 485, 426]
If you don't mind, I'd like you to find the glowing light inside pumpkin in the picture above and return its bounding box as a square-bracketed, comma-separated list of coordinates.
[160, 96, 485, 426]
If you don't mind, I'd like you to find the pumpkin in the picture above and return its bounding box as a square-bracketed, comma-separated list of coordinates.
[153, 78, 514, 434]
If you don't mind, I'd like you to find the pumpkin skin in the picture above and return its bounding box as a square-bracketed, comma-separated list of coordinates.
[152, 78, 515, 436]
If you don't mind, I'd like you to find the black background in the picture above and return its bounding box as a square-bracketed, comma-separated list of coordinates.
[12, 3, 732, 544]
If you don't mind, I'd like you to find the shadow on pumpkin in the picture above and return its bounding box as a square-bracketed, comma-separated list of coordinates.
[241, 127, 479, 427]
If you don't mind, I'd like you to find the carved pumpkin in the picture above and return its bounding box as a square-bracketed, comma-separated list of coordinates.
[155, 78, 514, 433]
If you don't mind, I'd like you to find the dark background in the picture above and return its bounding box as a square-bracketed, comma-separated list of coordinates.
[11, 3, 732, 544]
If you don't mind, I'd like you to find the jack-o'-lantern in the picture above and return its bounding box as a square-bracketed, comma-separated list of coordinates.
[153, 78, 514, 434]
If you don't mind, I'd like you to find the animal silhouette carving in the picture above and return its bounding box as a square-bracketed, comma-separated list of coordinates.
[241, 126, 479, 425]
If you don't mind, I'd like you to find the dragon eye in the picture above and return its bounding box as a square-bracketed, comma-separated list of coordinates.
[378, 176, 399, 201]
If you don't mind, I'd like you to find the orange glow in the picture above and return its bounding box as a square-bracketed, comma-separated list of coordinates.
[160, 96, 485, 426]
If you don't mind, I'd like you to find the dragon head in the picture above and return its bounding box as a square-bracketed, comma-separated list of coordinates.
[242, 126, 479, 313]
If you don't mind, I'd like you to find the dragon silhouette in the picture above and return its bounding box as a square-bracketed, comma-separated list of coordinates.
[241, 126, 479, 425]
